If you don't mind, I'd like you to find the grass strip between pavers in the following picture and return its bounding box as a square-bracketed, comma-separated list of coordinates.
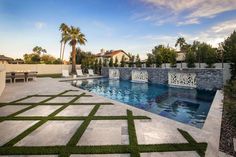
[0, 142, 207, 155]
[66, 104, 101, 147]
[178, 128, 207, 157]
[0, 116, 150, 121]
[127, 110, 140, 157]
[3, 92, 86, 147]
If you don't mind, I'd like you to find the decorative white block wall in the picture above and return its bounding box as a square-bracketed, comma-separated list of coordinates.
[109, 69, 120, 79]
[168, 72, 196, 88]
[131, 70, 148, 83]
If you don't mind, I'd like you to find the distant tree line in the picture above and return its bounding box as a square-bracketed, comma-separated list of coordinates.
[23, 46, 62, 64]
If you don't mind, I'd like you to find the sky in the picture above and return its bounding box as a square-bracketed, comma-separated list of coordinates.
[0, 0, 236, 60]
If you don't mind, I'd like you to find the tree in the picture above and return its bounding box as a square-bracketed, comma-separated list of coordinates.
[175, 37, 186, 68]
[146, 53, 154, 67]
[32, 46, 47, 55]
[61, 25, 87, 74]
[98, 58, 102, 74]
[114, 57, 118, 67]
[129, 55, 135, 67]
[109, 57, 113, 67]
[120, 55, 125, 67]
[41, 54, 57, 64]
[103, 58, 108, 67]
[168, 49, 177, 67]
[205, 45, 216, 68]
[185, 51, 196, 68]
[155, 53, 162, 67]
[152, 45, 165, 67]
[135, 54, 141, 67]
[59, 23, 69, 62]
[192, 40, 201, 67]
[94, 59, 98, 74]
[222, 31, 236, 79]
[23, 53, 41, 64]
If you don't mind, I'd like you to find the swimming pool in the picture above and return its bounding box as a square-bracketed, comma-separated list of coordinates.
[73, 78, 216, 128]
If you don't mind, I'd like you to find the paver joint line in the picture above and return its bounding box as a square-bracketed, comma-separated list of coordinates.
[0, 90, 208, 157]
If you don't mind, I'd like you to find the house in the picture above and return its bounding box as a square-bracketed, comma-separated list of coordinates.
[176, 52, 185, 62]
[95, 49, 130, 64]
[0, 55, 13, 64]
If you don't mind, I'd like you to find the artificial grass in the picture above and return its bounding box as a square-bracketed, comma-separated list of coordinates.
[66, 104, 101, 146]
[0, 90, 208, 157]
[37, 73, 62, 78]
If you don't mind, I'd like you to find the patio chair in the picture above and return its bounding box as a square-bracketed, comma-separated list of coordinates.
[76, 69, 85, 77]
[88, 69, 95, 76]
[13, 72, 25, 83]
[26, 71, 37, 82]
[6, 72, 12, 83]
[62, 70, 70, 77]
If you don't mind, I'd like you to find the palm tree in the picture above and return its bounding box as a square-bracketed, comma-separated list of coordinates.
[175, 37, 186, 68]
[32, 46, 47, 55]
[61, 26, 87, 74]
[59, 23, 69, 63]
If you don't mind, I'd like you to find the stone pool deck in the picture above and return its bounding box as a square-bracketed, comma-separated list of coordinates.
[0, 78, 223, 157]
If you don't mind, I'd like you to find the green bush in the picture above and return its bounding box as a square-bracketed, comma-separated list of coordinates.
[224, 80, 236, 127]
[185, 51, 196, 68]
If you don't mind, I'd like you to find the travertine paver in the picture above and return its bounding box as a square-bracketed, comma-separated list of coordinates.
[77, 120, 128, 145]
[0, 121, 38, 146]
[0, 105, 30, 116]
[135, 120, 187, 144]
[62, 91, 84, 95]
[71, 154, 130, 157]
[141, 151, 199, 157]
[16, 121, 83, 146]
[56, 105, 94, 116]
[95, 105, 127, 116]
[16, 97, 50, 103]
[74, 97, 107, 103]
[16, 105, 62, 117]
[45, 97, 75, 103]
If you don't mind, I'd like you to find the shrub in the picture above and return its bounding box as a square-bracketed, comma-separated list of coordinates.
[185, 51, 196, 68]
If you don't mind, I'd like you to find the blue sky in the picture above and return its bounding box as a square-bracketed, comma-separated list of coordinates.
[0, 0, 236, 60]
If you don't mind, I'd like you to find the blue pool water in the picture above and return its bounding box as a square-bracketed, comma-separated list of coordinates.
[74, 78, 216, 128]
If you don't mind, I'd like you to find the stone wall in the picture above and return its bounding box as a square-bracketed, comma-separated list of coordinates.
[101, 67, 223, 90]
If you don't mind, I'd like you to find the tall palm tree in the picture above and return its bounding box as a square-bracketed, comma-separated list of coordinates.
[175, 37, 186, 68]
[32, 46, 47, 55]
[59, 23, 69, 63]
[61, 26, 87, 74]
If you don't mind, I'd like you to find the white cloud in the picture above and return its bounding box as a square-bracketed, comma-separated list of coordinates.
[177, 18, 200, 26]
[180, 19, 236, 47]
[34, 22, 46, 29]
[137, 0, 236, 25]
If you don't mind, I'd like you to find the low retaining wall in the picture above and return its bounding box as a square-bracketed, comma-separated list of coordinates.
[101, 67, 223, 90]
[0, 69, 6, 96]
[0, 64, 81, 75]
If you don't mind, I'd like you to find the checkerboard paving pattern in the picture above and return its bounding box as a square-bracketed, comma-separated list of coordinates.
[0, 90, 208, 157]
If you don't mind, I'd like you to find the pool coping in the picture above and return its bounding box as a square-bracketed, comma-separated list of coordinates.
[70, 78, 223, 156]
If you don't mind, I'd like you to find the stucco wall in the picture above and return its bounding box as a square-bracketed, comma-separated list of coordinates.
[0, 64, 81, 74]
[102, 67, 224, 90]
[112, 53, 129, 64]
[0, 69, 6, 96]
